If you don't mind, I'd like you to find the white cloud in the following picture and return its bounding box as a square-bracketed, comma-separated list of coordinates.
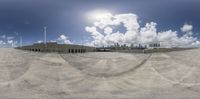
[85, 13, 200, 48]
[181, 23, 193, 33]
[37, 40, 43, 43]
[104, 27, 113, 35]
[181, 23, 193, 36]
[7, 40, 17, 47]
[139, 22, 157, 44]
[57, 35, 72, 44]
[86, 13, 140, 47]
[0, 40, 5, 47]
[7, 40, 13, 44]
[0, 35, 17, 48]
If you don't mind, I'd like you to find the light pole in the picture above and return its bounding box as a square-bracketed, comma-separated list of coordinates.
[20, 36, 23, 48]
[44, 27, 47, 48]
[44, 27, 47, 45]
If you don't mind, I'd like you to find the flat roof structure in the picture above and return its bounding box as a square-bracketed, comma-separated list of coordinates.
[16, 42, 95, 53]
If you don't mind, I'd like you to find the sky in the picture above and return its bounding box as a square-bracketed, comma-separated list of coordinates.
[0, 0, 200, 47]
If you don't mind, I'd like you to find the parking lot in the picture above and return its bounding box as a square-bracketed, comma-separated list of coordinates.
[0, 48, 200, 99]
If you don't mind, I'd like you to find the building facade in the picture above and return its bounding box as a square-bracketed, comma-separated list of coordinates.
[148, 43, 161, 49]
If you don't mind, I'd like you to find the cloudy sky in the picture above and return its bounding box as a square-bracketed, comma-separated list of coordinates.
[0, 0, 200, 47]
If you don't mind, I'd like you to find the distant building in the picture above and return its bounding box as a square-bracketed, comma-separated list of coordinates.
[96, 48, 112, 52]
[148, 43, 161, 49]
[16, 42, 95, 53]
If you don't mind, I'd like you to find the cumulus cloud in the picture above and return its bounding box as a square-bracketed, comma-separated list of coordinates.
[104, 27, 113, 35]
[181, 23, 193, 33]
[139, 22, 157, 44]
[57, 35, 72, 44]
[7, 40, 17, 47]
[0, 35, 17, 47]
[37, 40, 43, 43]
[85, 13, 200, 48]
[180, 23, 193, 36]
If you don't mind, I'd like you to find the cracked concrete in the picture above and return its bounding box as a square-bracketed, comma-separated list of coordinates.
[0, 48, 200, 99]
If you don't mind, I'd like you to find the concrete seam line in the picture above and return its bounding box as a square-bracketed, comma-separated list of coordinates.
[59, 53, 152, 78]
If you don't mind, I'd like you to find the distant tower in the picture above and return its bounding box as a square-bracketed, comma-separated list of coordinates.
[44, 27, 47, 45]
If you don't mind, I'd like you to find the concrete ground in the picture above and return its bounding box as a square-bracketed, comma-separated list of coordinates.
[0, 48, 200, 99]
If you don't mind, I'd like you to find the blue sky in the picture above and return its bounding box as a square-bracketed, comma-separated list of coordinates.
[0, 0, 200, 47]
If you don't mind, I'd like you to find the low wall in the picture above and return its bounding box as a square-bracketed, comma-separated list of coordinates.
[144, 48, 194, 53]
[110, 48, 195, 53]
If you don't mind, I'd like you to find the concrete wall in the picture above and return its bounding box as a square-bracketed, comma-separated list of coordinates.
[17, 42, 95, 53]
[143, 48, 194, 53]
[110, 48, 194, 53]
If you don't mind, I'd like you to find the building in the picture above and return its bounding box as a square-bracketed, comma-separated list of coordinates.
[16, 42, 95, 53]
[148, 43, 161, 49]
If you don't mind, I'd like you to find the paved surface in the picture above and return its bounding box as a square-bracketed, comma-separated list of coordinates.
[0, 48, 200, 99]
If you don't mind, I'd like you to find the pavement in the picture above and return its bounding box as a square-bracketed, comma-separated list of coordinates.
[0, 48, 200, 99]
